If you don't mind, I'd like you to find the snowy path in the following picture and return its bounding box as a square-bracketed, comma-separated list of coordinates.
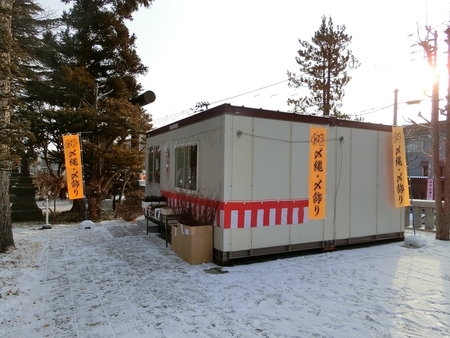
[1, 222, 449, 337]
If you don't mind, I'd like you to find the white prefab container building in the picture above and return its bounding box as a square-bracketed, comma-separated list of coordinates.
[145, 104, 404, 264]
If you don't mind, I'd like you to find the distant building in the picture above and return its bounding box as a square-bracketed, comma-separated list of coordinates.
[404, 121, 445, 177]
[404, 121, 446, 199]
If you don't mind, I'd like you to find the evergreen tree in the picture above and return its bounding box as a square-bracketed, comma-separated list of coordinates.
[287, 16, 360, 118]
[0, 0, 15, 252]
[34, 0, 153, 219]
[10, 0, 59, 171]
[1, 0, 58, 250]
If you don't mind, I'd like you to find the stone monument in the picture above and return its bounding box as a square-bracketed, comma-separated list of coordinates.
[11, 158, 42, 222]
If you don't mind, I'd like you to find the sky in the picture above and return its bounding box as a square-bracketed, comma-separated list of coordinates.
[1, 216, 449, 337]
[39, 0, 450, 128]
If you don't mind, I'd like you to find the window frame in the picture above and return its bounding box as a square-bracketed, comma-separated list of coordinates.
[147, 146, 161, 184]
[406, 140, 423, 153]
[174, 142, 198, 191]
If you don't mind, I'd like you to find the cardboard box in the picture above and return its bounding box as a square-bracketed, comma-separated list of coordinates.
[176, 223, 213, 265]
[171, 224, 180, 254]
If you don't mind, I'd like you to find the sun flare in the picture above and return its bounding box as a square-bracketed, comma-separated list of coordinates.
[398, 57, 447, 101]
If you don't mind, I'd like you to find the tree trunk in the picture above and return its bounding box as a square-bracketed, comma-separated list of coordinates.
[428, 29, 449, 241]
[0, 0, 15, 252]
[87, 192, 102, 219]
[0, 171, 14, 252]
[114, 171, 130, 218]
[439, 27, 450, 240]
[432, 76, 443, 237]
[432, 80, 446, 238]
[72, 199, 85, 214]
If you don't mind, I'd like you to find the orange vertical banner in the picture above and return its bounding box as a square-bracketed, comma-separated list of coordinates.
[392, 126, 410, 208]
[308, 126, 327, 220]
[63, 134, 84, 200]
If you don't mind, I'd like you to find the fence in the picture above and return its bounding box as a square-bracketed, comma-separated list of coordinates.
[405, 199, 439, 231]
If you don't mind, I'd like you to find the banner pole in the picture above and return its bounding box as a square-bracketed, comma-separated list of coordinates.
[79, 132, 88, 221]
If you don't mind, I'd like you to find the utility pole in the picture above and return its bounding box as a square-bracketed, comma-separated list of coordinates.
[430, 30, 439, 183]
[417, 29, 439, 180]
[445, 27, 450, 119]
[393, 89, 399, 125]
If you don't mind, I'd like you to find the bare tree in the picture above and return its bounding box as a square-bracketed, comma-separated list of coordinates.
[438, 27, 450, 240]
[415, 26, 450, 240]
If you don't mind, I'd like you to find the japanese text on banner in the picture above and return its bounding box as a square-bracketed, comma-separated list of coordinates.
[392, 126, 410, 208]
[308, 126, 327, 220]
[63, 134, 84, 200]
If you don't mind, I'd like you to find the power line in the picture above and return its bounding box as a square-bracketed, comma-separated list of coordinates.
[349, 98, 435, 119]
[349, 104, 395, 117]
[151, 77, 306, 126]
[208, 79, 291, 105]
[150, 75, 434, 127]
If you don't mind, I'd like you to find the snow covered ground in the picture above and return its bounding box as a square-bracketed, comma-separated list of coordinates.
[1, 221, 449, 338]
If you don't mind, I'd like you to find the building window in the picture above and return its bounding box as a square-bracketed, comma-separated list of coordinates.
[147, 146, 161, 183]
[422, 161, 429, 177]
[406, 141, 423, 153]
[175, 144, 197, 190]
